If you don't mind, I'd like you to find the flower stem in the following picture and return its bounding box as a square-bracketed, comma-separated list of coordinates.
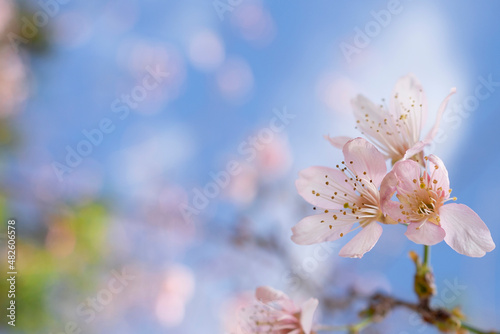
[423, 245, 430, 267]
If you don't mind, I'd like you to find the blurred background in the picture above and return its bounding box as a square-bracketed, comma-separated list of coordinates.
[0, 0, 499, 333]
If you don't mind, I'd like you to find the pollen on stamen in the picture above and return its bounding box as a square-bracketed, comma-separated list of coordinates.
[324, 210, 329, 213]
[340, 233, 344, 237]
[316, 193, 320, 196]
[313, 207, 316, 210]
[452, 197, 457, 201]
[433, 180, 437, 184]
[333, 215, 337, 220]
[413, 179, 417, 183]
[329, 225, 332, 229]
[343, 203, 349, 208]
[325, 181, 329, 185]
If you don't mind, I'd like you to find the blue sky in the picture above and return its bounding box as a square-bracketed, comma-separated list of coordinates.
[13, 0, 500, 332]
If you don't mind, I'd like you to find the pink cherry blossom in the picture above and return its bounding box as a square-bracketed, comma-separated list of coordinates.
[238, 286, 318, 334]
[381, 155, 495, 257]
[326, 74, 456, 164]
[292, 137, 396, 258]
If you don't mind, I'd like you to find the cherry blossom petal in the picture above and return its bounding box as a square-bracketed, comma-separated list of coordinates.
[405, 222, 446, 245]
[423, 87, 457, 143]
[342, 138, 387, 186]
[339, 222, 382, 258]
[390, 74, 428, 137]
[384, 199, 408, 224]
[426, 154, 450, 195]
[391, 159, 421, 195]
[300, 298, 319, 334]
[375, 172, 401, 223]
[324, 135, 353, 149]
[439, 203, 495, 257]
[403, 140, 427, 160]
[352, 94, 387, 123]
[351, 96, 398, 158]
[380, 170, 397, 204]
[291, 213, 354, 245]
[256, 286, 287, 303]
[296, 166, 356, 209]
[381, 175, 413, 225]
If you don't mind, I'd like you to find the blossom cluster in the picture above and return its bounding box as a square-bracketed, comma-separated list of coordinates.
[293, 74, 495, 259]
[237, 74, 495, 334]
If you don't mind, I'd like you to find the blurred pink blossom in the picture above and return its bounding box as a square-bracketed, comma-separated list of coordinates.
[238, 286, 318, 334]
[231, 2, 276, 47]
[215, 57, 253, 104]
[188, 29, 225, 71]
[0, 48, 27, 117]
[155, 264, 195, 327]
[255, 135, 292, 178]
